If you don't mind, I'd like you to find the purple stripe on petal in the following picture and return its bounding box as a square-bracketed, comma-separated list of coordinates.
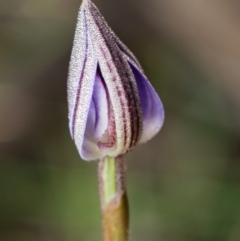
[129, 62, 164, 143]
[113, 34, 144, 73]
[68, 10, 98, 161]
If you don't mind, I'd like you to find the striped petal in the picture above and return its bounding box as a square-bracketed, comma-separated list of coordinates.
[85, 1, 143, 155]
[112, 33, 144, 73]
[67, 3, 98, 159]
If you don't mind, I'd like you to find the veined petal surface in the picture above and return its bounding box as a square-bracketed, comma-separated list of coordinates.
[67, 3, 98, 159]
[85, 1, 143, 155]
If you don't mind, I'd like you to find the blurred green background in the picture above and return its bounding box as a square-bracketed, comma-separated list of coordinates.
[1, 0, 240, 240]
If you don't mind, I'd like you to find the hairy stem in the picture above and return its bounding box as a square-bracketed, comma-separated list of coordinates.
[98, 156, 129, 241]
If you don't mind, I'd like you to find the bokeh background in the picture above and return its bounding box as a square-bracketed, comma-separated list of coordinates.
[1, 0, 240, 240]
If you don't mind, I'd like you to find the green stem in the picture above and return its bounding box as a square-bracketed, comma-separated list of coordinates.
[98, 156, 129, 241]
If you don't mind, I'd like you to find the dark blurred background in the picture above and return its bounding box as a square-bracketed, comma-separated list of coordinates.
[1, 0, 240, 240]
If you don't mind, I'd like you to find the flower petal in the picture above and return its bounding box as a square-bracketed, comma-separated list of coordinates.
[129, 63, 164, 143]
[93, 70, 109, 141]
[81, 99, 103, 160]
[93, 71, 117, 153]
[86, 1, 143, 155]
[68, 7, 88, 137]
[112, 33, 144, 73]
[67, 5, 98, 160]
[81, 69, 117, 160]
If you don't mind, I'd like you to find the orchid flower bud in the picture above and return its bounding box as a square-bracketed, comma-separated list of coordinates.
[67, 0, 164, 161]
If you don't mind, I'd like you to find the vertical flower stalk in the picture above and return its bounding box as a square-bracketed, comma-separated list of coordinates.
[67, 0, 164, 240]
[98, 156, 128, 241]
